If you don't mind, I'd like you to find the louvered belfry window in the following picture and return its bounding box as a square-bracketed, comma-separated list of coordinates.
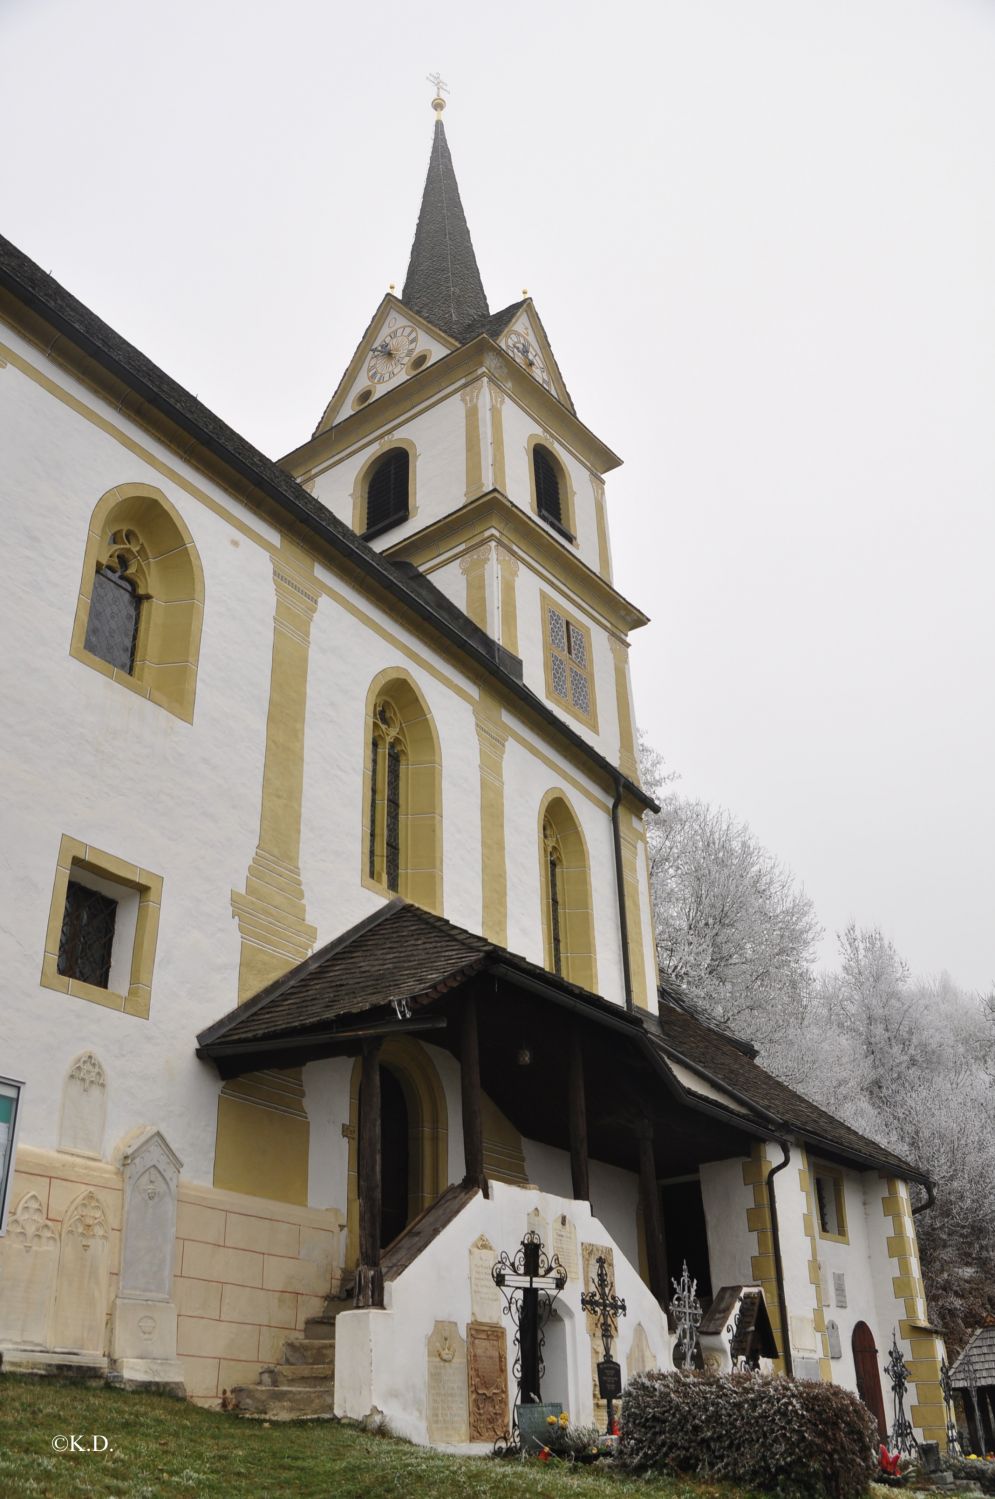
[533, 446, 562, 526]
[84, 561, 141, 673]
[365, 449, 410, 535]
[58, 879, 118, 989]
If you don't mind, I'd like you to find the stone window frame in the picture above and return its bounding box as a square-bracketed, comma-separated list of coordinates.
[70, 483, 205, 725]
[41, 835, 163, 1020]
[813, 1161, 849, 1245]
[0, 1075, 24, 1236]
[537, 789, 598, 993]
[540, 590, 599, 732]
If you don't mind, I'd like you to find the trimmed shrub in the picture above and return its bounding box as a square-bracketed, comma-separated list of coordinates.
[618, 1370, 878, 1499]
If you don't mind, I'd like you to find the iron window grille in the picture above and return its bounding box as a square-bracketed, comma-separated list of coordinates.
[84, 562, 141, 673]
[364, 450, 410, 537]
[546, 604, 594, 721]
[57, 879, 118, 989]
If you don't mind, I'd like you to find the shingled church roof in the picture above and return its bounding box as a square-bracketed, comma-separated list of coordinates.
[402, 119, 490, 341]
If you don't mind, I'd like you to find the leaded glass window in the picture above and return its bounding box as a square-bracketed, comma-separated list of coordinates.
[545, 603, 595, 723]
[58, 879, 118, 989]
[84, 561, 141, 673]
[548, 852, 562, 975]
[368, 698, 406, 893]
[368, 735, 380, 879]
[385, 741, 401, 892]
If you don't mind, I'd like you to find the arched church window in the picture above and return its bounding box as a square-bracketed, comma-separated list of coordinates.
[543, 818, 564, 976]
[369, 699, 406, 893]
[83, 534, 145, 674]
[364, 448, 410, 537]
[72, 484, 205, 723]
[533, 445, 563, 527]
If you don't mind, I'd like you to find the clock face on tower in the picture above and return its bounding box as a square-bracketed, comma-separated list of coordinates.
[505, 329, 551, 390]
[367, 323, 418, 384]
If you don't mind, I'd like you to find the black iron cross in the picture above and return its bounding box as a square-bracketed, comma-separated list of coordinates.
[493, 1230, 567, 1409]
[581, 1254, 627, 1433]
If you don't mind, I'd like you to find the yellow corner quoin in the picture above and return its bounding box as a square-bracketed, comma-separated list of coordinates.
[797, 1147, 834, 1380]
[41, 834, 163, 1020]
[69, 483, 205, 724]
[742, 1144, 786, 1375]
[881, 1177, 947, 1445]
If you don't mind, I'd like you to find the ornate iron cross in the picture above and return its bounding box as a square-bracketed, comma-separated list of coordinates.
[492, 1230, 566, 1412]
[580, 1254, 627, 1432]
[885, 1330, 920, 1456]
[939, 1357, 962, 1458]
[670, 1260, 703, 1371]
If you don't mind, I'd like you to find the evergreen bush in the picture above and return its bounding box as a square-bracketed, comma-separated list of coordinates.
[618, 1370, 878, 1499]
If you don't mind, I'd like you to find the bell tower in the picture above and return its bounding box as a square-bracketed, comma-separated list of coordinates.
[279, 92, 647, 785]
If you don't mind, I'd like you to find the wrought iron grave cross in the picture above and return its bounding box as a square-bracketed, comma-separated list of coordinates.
[671, 1260, 703, 1370]
[580, 1254, 627, 1433]
[885, 1330, 920, 1456]
[492, 1230, 567, 1411]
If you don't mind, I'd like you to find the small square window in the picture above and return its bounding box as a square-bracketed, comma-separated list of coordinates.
[58, 880, 118, 989]
[542, 595, 598, 730]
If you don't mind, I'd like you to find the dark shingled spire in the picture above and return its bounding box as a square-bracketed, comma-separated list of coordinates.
[402, 119, 489, 341]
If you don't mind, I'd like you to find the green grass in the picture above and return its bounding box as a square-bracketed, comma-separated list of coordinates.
[0, 1376, 765, 1499]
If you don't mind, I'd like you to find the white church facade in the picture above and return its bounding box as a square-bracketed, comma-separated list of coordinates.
[0, 99, 948, 1448]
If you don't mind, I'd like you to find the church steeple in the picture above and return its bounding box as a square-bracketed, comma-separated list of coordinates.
[402, 92, 489, 342]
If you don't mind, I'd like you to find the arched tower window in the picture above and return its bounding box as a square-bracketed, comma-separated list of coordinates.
[71, 484, 205, 723]
[533, 445, 562, 526]
[362, 670, 443, 913]
[538, 792, 597, 991]
[364, 448, 410, 537]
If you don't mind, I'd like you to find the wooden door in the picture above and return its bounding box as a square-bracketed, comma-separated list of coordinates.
[852, 1321, 888, 1440]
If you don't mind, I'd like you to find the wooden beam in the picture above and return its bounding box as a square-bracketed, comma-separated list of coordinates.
[637, 1125, 669, 1312]
[568, 1027, 590, 1203]
[460, 989, 488, 1197]
[354, 1038, 384, 1308]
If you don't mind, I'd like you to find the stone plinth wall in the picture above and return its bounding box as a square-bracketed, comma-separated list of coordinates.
[1, 1146, 343, 1406]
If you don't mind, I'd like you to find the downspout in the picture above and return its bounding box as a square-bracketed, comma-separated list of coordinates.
[766, 1136, 794, 1377]
[611, 772, 633, 1012]
[911, 1179, 936, 1215]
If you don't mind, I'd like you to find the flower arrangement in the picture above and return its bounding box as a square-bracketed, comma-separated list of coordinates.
[534, 1412, 611, 1463]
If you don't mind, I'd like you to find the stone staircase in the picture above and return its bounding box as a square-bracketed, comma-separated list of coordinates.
[229, 1291, 348, 1420]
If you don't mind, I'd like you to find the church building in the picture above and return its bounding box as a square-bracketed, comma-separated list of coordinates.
[0, 94, 947, 1449]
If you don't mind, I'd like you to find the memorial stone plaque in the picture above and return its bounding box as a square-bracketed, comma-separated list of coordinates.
[597, 1359, 622, 1400]
[467, 1322, 509, 1441]
[627, 1322, 656, 1378]
[793, 1355, 821, 1381]
[833, 1272, 847, 1308]
[427, 1321, 469, 1444]
[826, 1318, 842, 1359]
[551, 1213, 578, 1279]
[526, 1206, 549, 1253]
[469, 1235, 502, 1324]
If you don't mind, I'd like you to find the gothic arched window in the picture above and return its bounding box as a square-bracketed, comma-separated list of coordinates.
[543, 818, 564, 976]
[83, 533, 145, 674]
[368, 698, 406, 893]
[364, 448, 410, 537]
[539, 792, 597, 991]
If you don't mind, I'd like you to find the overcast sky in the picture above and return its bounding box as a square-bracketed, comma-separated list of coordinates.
[3, 0, 992, 992]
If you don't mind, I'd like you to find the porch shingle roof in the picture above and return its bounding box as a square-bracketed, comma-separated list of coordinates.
[196, 900, 925, 1183]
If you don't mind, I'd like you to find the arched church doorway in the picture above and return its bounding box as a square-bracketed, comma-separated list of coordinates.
[378, 1065, 409, 1248]
[852, 1321, 887, 1439]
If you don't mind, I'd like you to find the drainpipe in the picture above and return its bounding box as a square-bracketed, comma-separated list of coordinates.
[766, 1136, 794, 1377]
[611, 772, 633, 1012]
[911, 1180, 936, 1215]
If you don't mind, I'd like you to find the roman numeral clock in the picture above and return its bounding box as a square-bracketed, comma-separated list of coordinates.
[505, 329, 551, 391]
[367, 320, 419, 384]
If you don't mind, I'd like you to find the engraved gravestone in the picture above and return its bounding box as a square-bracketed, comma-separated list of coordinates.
[826, 1319, 842, 1359]
[110, 1127, 184, 1388]
[526, 1206, 549, 1256]
[467, 1323, 509, 1441]
[551, 1213, 578, 1280]
[58, 1052, 107, 1158]
[833, 1272, 847, 1308]
[469, 1235, 502, 1324]
[628, 1322, 656, 1379]
[427, 1321, 469, 1444]
[51, 1190, 109, 1353]
[0, 1192, 58, 1345]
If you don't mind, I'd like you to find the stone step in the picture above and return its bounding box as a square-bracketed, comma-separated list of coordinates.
[231, 1383, 336, 1420]
[260, 1362, 335, 1387]
[283, 1337, 336, 1365]
[304, 1315, 340, 1340]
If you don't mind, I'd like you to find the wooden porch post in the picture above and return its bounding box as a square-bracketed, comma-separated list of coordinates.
[637, 1123, 670, 1310]
[355, 1038, 384, 1308]
[461, 989, 489, 1196]
[568, 1027, 590, 1203]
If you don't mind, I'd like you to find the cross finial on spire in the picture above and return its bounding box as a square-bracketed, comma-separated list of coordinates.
[427, 72, 449, 116]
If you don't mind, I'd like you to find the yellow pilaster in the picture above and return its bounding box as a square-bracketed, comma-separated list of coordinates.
[609, 635, 640, 784]
[461, 379, 485, 500]
[743, 1143, 786, 1374]
[619, 806, 648, 1009]
[496, 545, 519, 656]
[489, 383, 507, 493]
[881, 1176, 947, 1446]
[591, 473, 613, 582]
[460, 544, 491, 632]
[474, 690, 509, 944]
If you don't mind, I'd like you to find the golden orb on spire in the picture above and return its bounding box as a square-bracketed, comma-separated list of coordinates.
[427, 71, 449, 117]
